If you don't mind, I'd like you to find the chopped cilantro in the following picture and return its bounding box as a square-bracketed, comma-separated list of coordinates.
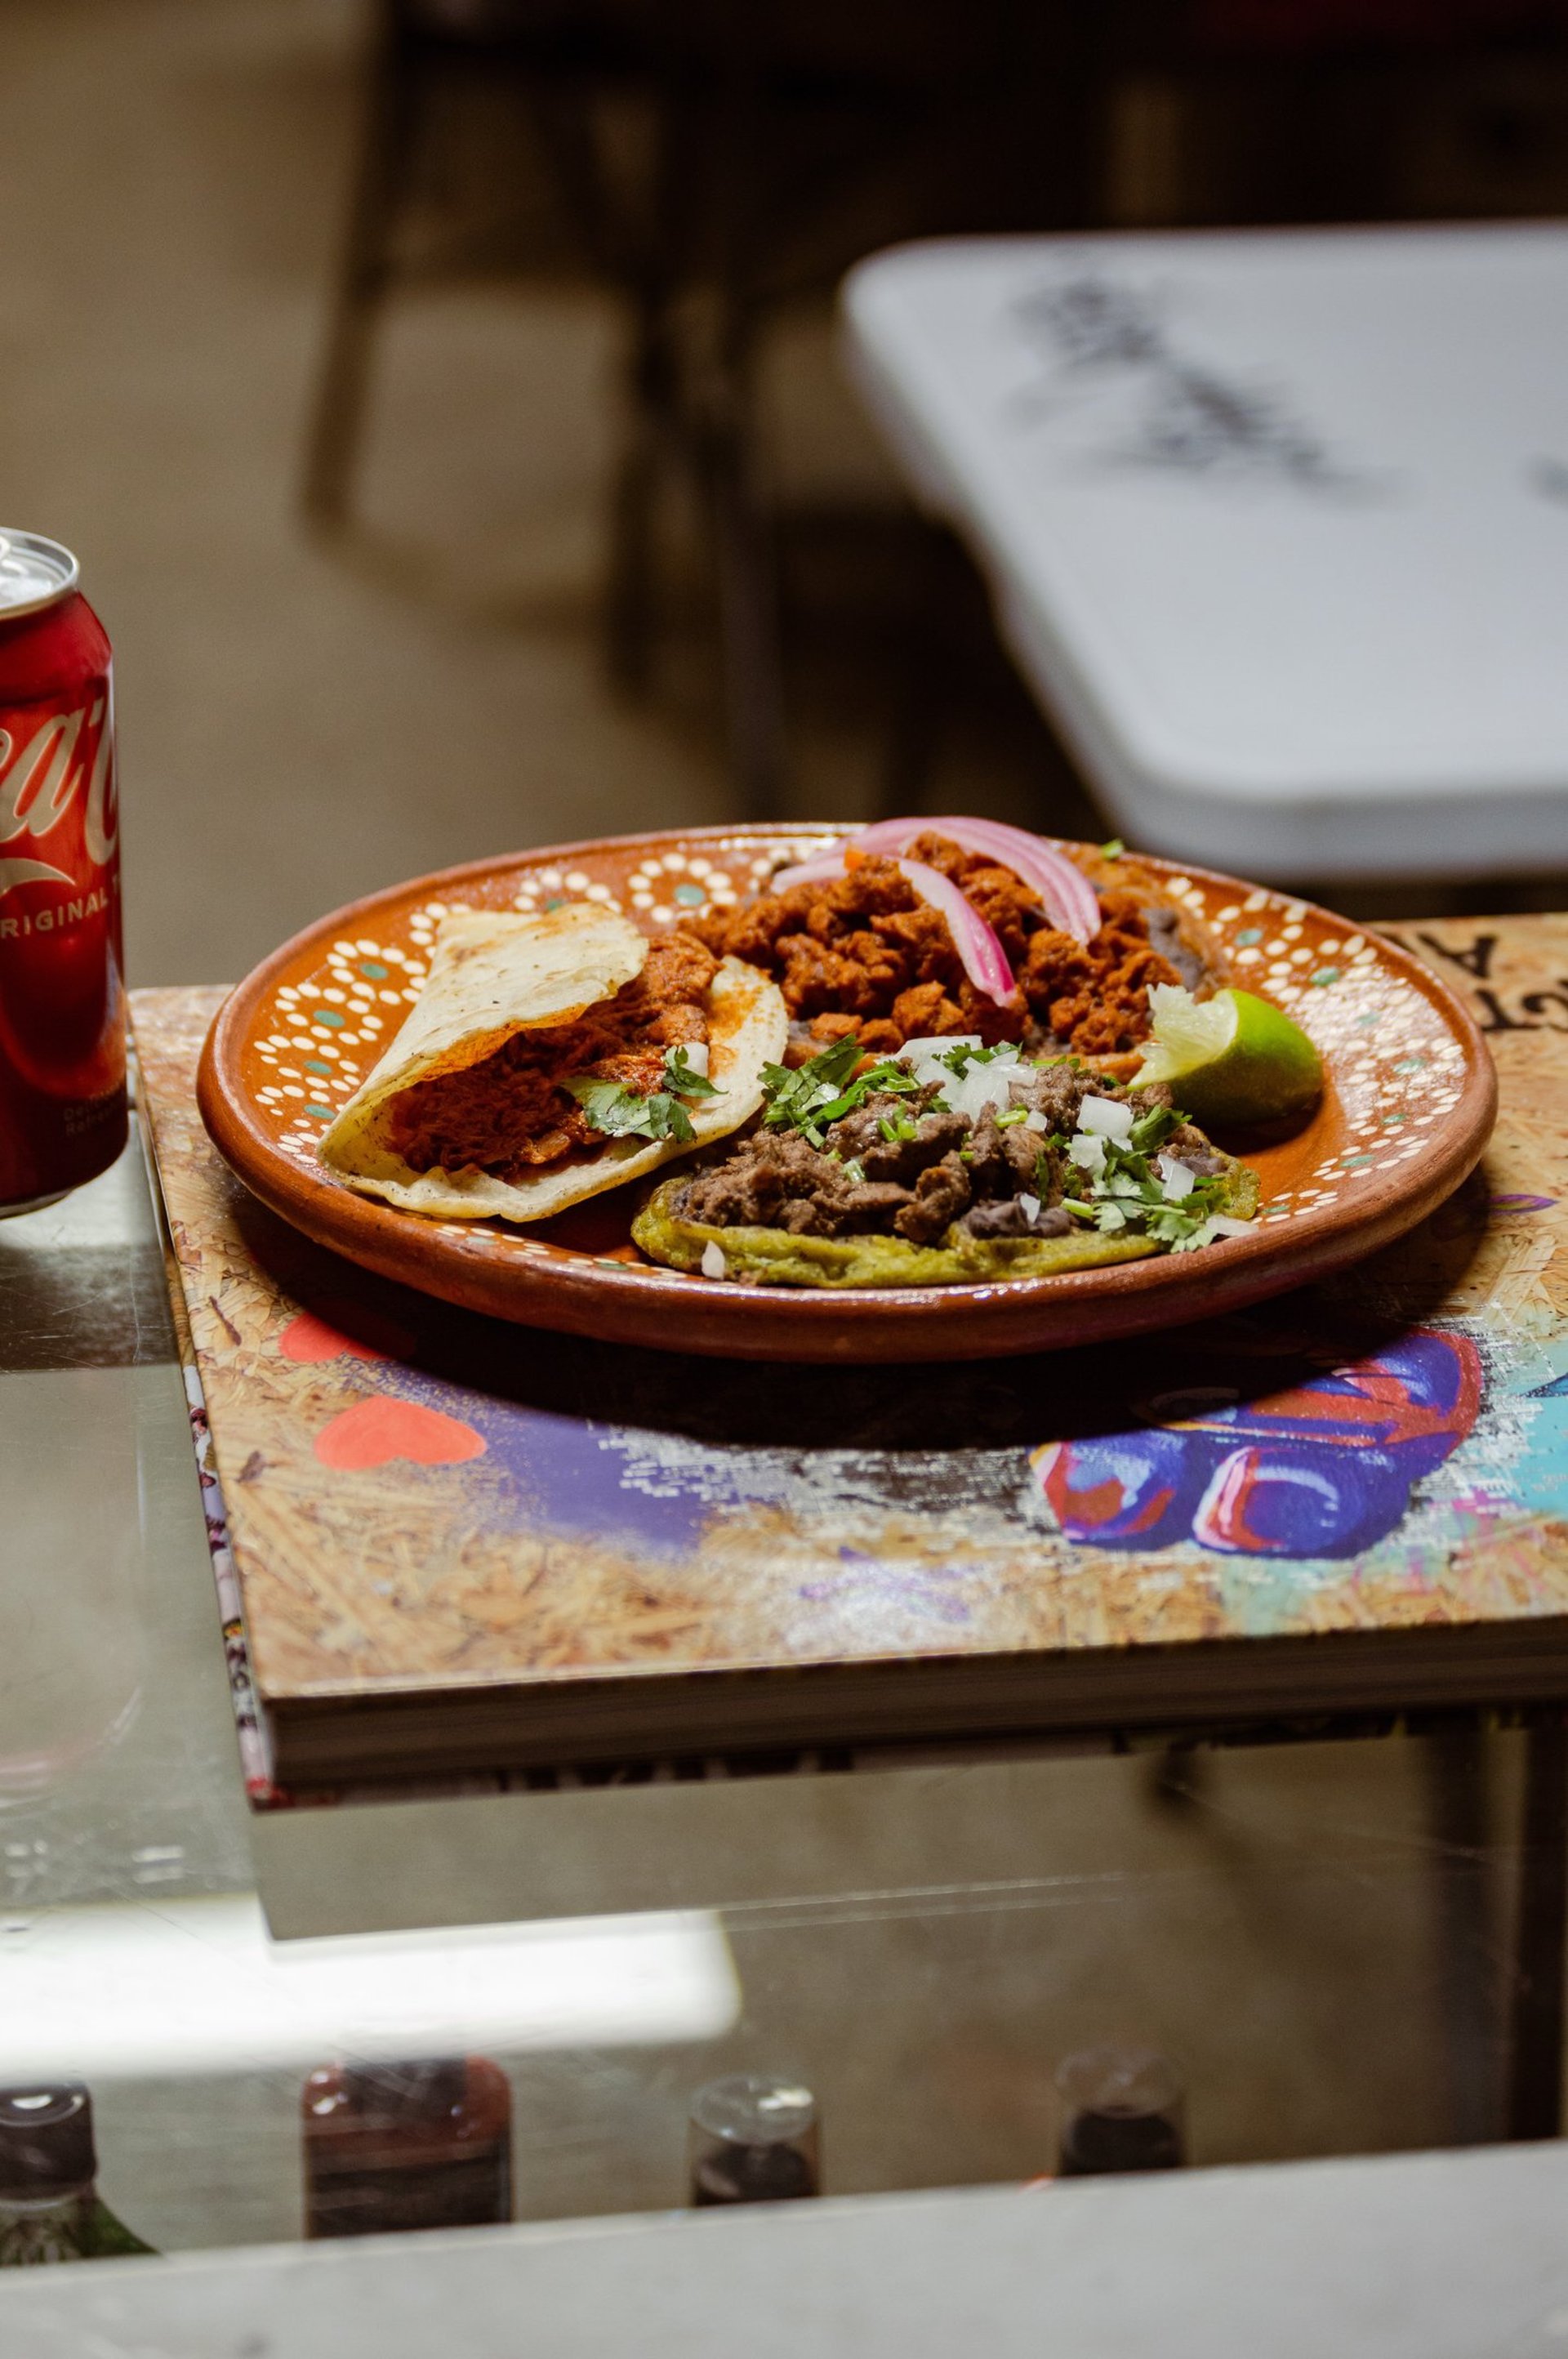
[1043, 1117, 1233, 1247]
[878, 1113, 920, 1144]
[760, 1033, 861, 1128]
[663, 1043, 721, 1100]
[566, 1076, 697, 1144]
[844, 1157, 866, 1186]
[938, 1040, 1020, 1078]
[1100, 836, 1125, 859]
[1128, 1103, 1181, 1153]
[566, 1041, 723, 1148]
[995, 1106, 1032, 1128]
[762, 1035, 921, 1148]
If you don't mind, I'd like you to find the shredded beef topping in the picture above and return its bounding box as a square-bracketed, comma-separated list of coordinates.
[898, 1154, 973, 1246]
[823, 1090, 969, 1184]
[387, 931, 719, 1181]
[696, 833, 1213, 1057]
[673, 1064, 1192, 1248]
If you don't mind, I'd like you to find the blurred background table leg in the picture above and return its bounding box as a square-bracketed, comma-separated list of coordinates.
[1507, 1710, 1568, 2143]
[301, 0, 424, 525]
[1423, 1722, 1501, 2149]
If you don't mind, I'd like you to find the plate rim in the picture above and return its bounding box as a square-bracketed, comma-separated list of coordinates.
[194, 826, 1499, 1361]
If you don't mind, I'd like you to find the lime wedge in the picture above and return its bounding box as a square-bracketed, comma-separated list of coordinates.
[1133, 984, 1323, 1127]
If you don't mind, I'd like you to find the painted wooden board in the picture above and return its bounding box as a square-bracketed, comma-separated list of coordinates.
[131, 919, 1568, 1793]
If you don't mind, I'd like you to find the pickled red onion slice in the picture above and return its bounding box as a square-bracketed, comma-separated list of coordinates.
[851, 814, 1102, 946]
[893, 858, 1015, 1004]
[766, 850, 847, 891]
[764, 847, 1017, 1006]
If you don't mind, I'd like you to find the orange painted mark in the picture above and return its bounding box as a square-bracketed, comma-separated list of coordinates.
[313, 1397, 486, 1470]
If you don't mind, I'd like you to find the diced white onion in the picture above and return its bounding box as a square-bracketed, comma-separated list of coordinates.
[682, 1041, 710, 1077]
[1158, 1153, 1195, 1202]
[700, 1242, 728, 1279]
[896, 1035, 1022, 1123]
[1022, 1108, 1049, 1133]
[1078, 1095, 1134, 1140]
[956, 1066, 1014, 1123]
[898, 1032, 978, 1071]
[898, 1036, 1022, 1071]
[898, 1046, 963, 1094]
[1018, 1193, 1041, 1224]
[1068, 1133, 1107, 1175]
[1192, 1214, 1256, 1246]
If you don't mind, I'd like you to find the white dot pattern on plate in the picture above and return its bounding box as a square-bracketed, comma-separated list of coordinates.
[239, 839, 1474, 1273]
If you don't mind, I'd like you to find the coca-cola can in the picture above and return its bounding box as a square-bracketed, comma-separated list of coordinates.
[0, 532, 124, 1215]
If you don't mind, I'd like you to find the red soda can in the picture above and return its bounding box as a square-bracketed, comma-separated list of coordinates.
[0, 533, 124, 1215]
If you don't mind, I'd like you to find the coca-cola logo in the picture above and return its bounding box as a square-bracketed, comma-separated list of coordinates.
[0, 697, 117, 899]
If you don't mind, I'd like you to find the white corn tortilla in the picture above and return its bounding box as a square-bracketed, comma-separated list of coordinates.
[318, 902, 786, 1221]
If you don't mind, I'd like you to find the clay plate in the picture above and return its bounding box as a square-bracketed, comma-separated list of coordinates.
[196, 827, 1496, 1363]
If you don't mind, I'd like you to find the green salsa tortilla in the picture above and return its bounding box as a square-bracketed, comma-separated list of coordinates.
[634, 1162, 1258, 1289]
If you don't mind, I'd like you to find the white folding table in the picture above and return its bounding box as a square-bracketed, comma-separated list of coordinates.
[12, 2141, 1568, 2357]
[841, 223, 1568, 881]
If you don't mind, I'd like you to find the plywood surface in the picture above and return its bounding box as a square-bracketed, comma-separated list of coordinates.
[131, 918, 1568, 1788]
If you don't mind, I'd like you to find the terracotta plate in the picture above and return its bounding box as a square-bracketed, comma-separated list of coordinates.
[196, 827, 1496, 1363]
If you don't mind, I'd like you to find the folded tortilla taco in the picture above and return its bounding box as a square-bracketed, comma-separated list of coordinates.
[318, 902, 787, 1222]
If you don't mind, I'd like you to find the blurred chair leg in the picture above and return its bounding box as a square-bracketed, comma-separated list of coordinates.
[608, 297, 677, 696]
[1507, 1708, 1568, 2141]
[1423, 1722, 1501, 2146]
[525, 69, 692, 705]
[703, 370, 786, 822]
[1148, 1741, 1208, 1813]
[302, 22, 418, 525]
[702, 14, 786, 818]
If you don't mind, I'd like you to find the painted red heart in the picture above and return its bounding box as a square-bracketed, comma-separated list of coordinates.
[279, 1309, 408, 1366]
[313, 1398, 486, 1470]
